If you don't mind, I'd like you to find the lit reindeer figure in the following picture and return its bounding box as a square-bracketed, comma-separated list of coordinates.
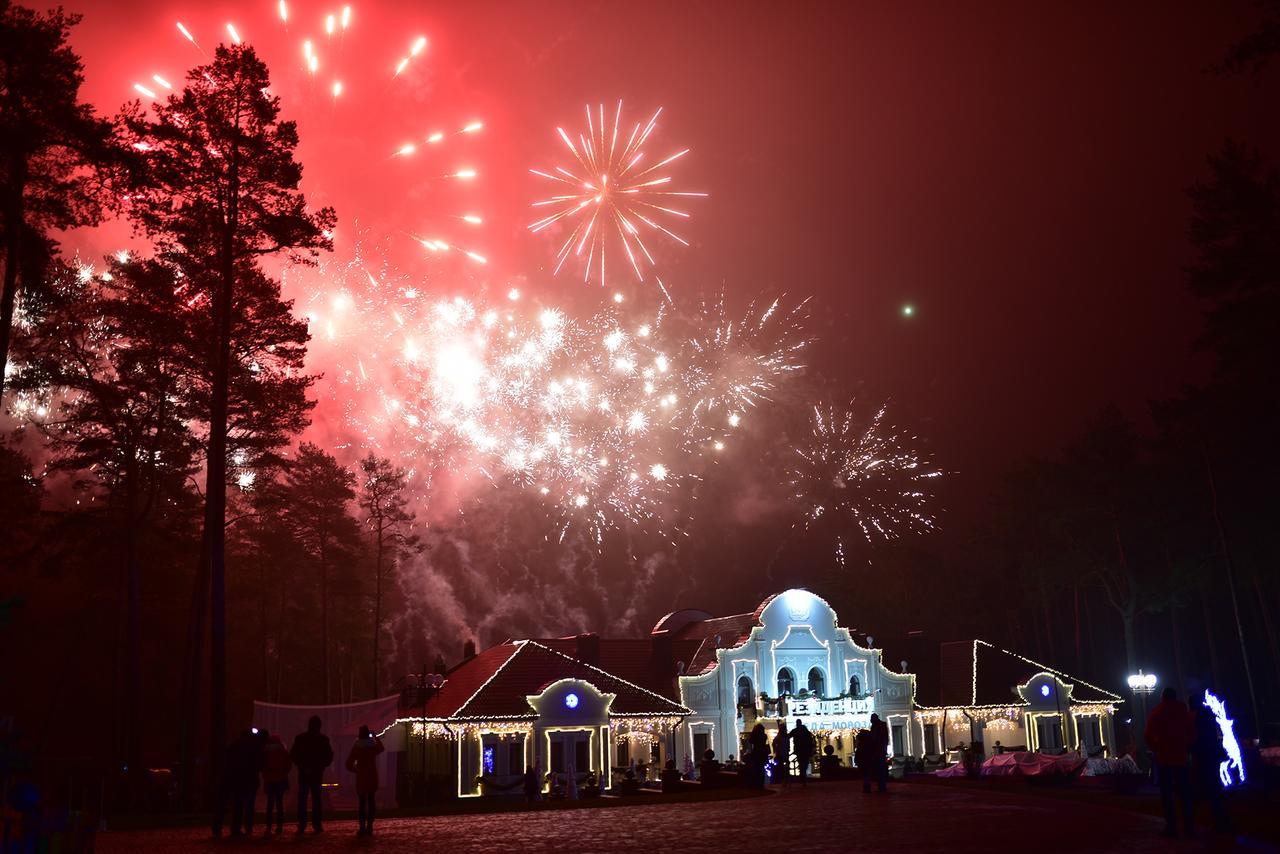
[1203, 691, 1245, 787]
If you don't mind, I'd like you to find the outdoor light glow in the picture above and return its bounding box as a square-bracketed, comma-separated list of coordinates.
[1040, 684, 1051, 697]
[564, 692, 579, 709]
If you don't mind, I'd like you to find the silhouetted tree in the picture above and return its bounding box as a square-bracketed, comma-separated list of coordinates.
[14, 256, 203, 787]
[260, 443, 361, 702]
[357, 454, 418, 696]
[0, 440, 41, 569]
[125, 43, 334, 795]
[0, 4, 116, 401]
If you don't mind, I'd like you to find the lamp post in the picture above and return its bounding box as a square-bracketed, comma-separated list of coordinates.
[1126, 670, 1157, 770]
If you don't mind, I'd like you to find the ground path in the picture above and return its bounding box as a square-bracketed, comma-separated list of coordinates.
[96, 780, 1254, 853]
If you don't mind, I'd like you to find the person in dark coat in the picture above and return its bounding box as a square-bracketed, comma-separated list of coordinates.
[868, 714, 890, 793]
[1145, 687, 1196, 838]
[772, 722, 791, 786]
[791, 719, 816, 786]
[212, 728, 264, 838]
[747, 724, 769, 789]
[1191, 691, 1231, 834]
[523, 763, 542, 802]
[855, 729, 873, 792]
[261, 732, 292, 833]
[290, 715, 334, 834]
[344, 725, 385, 836]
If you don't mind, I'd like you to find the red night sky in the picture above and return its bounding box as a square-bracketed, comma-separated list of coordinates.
[64, 0, 1279, 530]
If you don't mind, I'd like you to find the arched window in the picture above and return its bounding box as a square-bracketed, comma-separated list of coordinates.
[737, 675, 755, 705]
[808, 667, 826, 697]
[776, 668, 795, 696]
[849, 675, 861, 697]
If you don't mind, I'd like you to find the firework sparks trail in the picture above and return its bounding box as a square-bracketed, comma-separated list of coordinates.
[143, 9, 487, 268]
[529, 101, 706, 288]
[788, 401, 941, 563]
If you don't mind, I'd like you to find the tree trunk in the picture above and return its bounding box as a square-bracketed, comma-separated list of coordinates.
[178, 526, 209, 808]
[1073, 584, 1082, 673]
[1201, 581, 1222, 688]
[1121, 608, 1137, 680]
[1040, 585, 1055, 663]
[123, 467, 142, 807]
[205, 130, 241, 796]
[1204, 448, 1261, 735]
[1170, 608, 1186, 701]
[1250, 567, 1280, 695]
[373, 523, 383, 697]
[0, 157, 27, 403]
[320, 531, 329, 703]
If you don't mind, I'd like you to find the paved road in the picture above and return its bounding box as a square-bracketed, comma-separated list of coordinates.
[96, 781, 1228, 853]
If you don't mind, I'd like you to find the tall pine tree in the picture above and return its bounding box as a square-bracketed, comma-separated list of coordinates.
[125, 43, 334, 798]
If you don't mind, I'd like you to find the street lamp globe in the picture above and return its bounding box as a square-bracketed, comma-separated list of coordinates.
[1126, 671, 1157, 693]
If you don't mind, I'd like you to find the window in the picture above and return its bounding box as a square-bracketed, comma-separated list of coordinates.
[891, 724, 906, 757]
[1036, 716, 1064, 751]
[777, 667, 795, 695]
[550, 740, 565, 773]
[617, 739, 630, 767]
[849, 675, 861, 697]
[1078, 716, 1103, 755]
[508, 739, 524, 775]
[575, 738, 590, 772]
[694, 731, 710, 760]
[924, 723, 940, 755]
[737, 675, 755, 705]
[807, 667, 826, 697]
[482, 745, 495, 775]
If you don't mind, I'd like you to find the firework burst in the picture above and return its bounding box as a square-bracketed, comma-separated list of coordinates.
[789, 401, 940, 560]
[679, 294, 811, 437]
[529, 102, 706, 288]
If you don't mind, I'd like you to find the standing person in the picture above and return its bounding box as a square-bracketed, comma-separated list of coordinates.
[345, 725, 385, 836]
[213, 729, 261, 838]
[791, 718, 816, 786]
[290, 715, 334, 834]
[261, 731, 292, 834]
[772, 722, 791, 786]
[1191, 690, 1232, 834]
[868, 714, 890, 793]
[1187, 686, 1228, 834]
[856, 728, 874, 793]
[1145, 687, 1196, 838]
[748, 724, 769, 789]
[523, 762, 542, 802]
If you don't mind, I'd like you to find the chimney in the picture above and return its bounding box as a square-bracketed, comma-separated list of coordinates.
[462, 639, 477, 662]
[576, 633, 600, 667]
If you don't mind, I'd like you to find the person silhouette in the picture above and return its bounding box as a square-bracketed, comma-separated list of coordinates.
[289, 715, 333, 833]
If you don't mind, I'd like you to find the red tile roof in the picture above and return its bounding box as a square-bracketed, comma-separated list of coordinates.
[533, 637, 701, 700]
[416, 641, 691, 721]
[666, 612, 760, 674]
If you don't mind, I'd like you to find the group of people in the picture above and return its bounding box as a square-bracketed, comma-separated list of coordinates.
[740, 714, 892, 792]
[212, 715, 385, 838]
[1144, 686, 1233, 838]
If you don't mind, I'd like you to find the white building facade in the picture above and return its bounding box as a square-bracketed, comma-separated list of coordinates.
[672, 589, 918, 768]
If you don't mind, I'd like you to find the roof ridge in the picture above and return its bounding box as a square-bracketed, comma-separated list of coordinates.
[452, 640, 528, 718]
[523, 640, 691, 712]
[974, 638, 1121, 702]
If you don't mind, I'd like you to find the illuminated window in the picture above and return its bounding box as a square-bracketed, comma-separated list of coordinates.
[737, 675, 755, 705]
[807, 667, 826, 697]
[849, 675, 861, 697]
[777, 668, 795, 696]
